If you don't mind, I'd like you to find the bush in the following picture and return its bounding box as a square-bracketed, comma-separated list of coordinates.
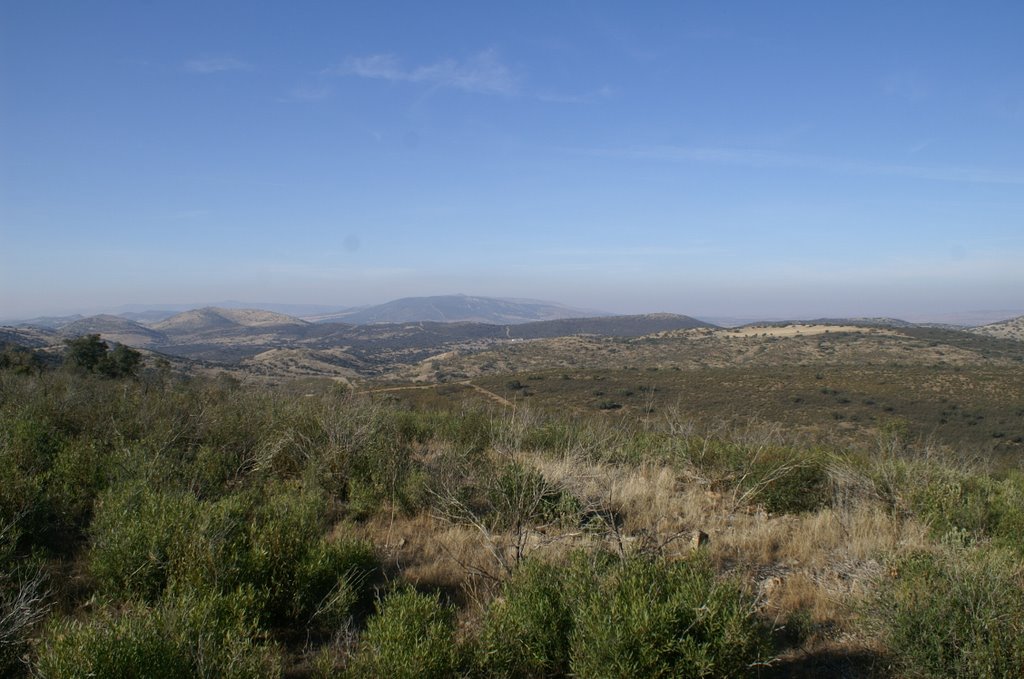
[868, 548, 1024, 678]
[177, 483, 379, 629]
[63, 335, 142, 378]
[908, 468, 1024, 554]
[478, 552, 769, 679]
[89, 480, 379, 629]
[476, 558, 576, 677]
[751, 458, 831, 514]
[484, 461, 578, 532]
[346, 588, 460, 679]
[88, 483, 199, 601]
[339, 410, 416, 517]
[35, 590, 279, 678]
[686, 440, 832, 514]
[1, 522, 50, 677]
[569, 554, 770, 678]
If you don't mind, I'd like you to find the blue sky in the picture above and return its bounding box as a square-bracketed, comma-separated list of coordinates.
[2, 2, 1022, 319]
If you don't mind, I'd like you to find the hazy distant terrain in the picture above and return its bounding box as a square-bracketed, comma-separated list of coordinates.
[306, 294, 609, 324]
[4, 299, 1022, 383]
[1, 298, 712, 379]
[4, 299, 1021, 455]
[969, 315, 1024, 342]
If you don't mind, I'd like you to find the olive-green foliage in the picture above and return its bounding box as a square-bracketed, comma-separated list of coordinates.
[62, 335, 109, 374]
[346, 588, 460, 679]
[88, 482, 200, 601]
[1, 522, 50, 678]
[477, 552, 769, 679]
[7, 362, 1024, 676]
[0, 378, 117, 555]
[569, 554, 770, 678]
[384, 408, 494, 453]
[63, 334, 142, 378]
[88, 480, 379, 629]
[869, 548, 1024, 678]
[342, 410, 413, 517]
[749, 457, 831, 514]
[431, 408, 495, 452]
[476, 558, 579, 678]
[484, 460, 579, 531]
[679, 437, 832, 514]
[35, 589, 279, 678]
[98, 344, 143, 379]
[908, 468, 1024, 554]
[241, 482, 377, 627]
[0, 344, 44, 375]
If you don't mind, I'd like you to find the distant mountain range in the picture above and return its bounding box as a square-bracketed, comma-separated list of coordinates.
[7, 296, 1023, 330]
[306, 295, 608, 325]
[4, 295, 604, 328]
[4, 299, 1022, 382]
[0, 303, 717, 379]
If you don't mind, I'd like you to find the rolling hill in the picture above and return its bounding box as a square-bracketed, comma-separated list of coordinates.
[970, 315, 1024, 343]
[152, 307, 310, 335]
[57, 315, 167, 348]
[310, 295, 608, 325]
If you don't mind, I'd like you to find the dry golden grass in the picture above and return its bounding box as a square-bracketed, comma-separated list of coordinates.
[334, 440, 934, 666]
[511, 453, 930, 640]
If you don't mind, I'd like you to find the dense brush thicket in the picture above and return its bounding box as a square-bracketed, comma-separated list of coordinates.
[1, 365, 1022, 677]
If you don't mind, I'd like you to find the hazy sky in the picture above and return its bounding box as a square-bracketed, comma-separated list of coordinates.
[2, 2, 1022, 319]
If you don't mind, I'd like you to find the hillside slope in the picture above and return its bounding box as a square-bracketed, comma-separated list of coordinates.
[970, 315, 1024, 342]
[313, 295, 607, 325]
[153, 307, 310, 334]
[57, 315, 167, 348]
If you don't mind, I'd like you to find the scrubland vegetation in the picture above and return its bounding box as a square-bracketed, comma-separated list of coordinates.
[2, 352, 1023, 677]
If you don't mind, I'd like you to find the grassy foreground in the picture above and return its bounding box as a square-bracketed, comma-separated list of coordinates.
[1, 367, 1022, 677]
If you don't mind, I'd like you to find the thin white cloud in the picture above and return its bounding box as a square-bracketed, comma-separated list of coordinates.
[184, 57, 251, 74]
[592, 145, 1024, 186]
[330, 49, 520, 95]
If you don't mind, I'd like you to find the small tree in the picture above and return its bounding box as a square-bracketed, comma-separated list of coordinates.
[0, 344, 44, 375]
[64, 335, 142, 378]
[64, 334, 109, 373]
[100, 344, 143, 379]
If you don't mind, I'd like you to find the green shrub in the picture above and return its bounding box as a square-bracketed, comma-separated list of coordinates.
[868, 548, 1024, 678]
[476, 558, 575, 677]
[88, 483, 199, 601]
[292, 537, 379, 629]
[341, 411, 415, 517]
[909, 468, 1024, 554]
[686, 440, 832, 514]
[569, 554, 770, 678]
[35, 589, 279, 678]
[45, 438, 111, 540]
[180, 482, 378, 629]
[751, 458, 831, 514]
[89, 480, 379, 630]
[244, 482, 330, 624]
[433, 409, 493, 452]
[473, 551, 770, 678]
[346, 588, 460, 679]
[1, 523, 50, 677]
[485, 461, 576, 531]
